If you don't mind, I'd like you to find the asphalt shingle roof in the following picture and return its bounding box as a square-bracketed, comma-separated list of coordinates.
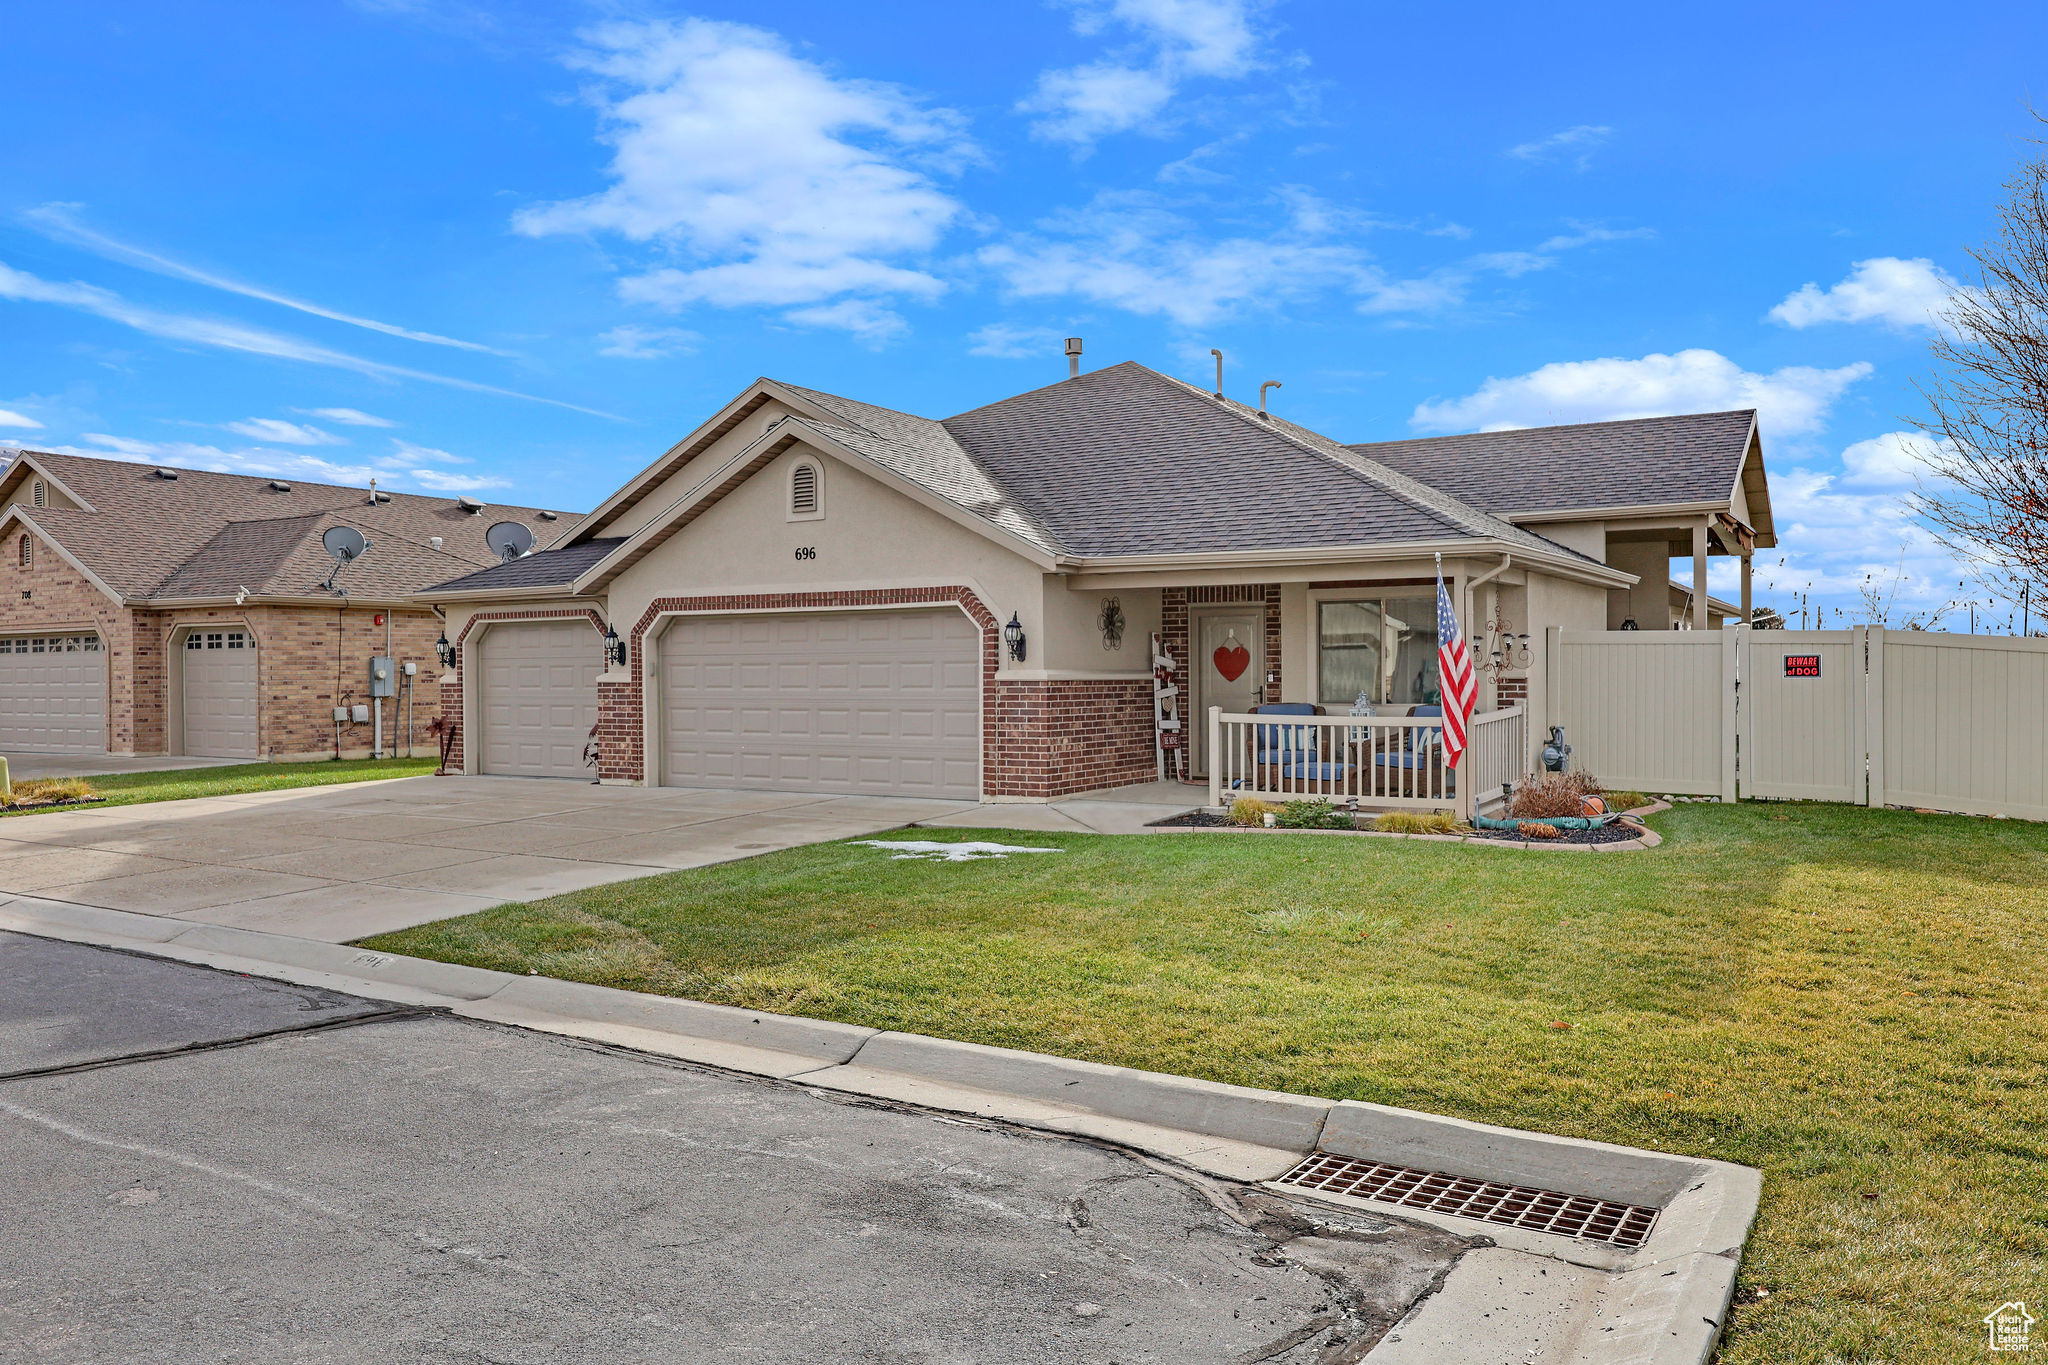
[3, 451, 577, 601]
[422, 538, 628, 594]
[1346, 410, 1757, 517]
[930, 362, 1487, 557]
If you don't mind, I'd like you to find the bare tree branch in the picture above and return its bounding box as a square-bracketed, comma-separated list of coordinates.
[1911, 113, 2048, 613]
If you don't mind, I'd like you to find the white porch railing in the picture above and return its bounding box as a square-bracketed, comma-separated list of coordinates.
[1205, 705, 1526, 814]
[1467, 704, 1525, 812]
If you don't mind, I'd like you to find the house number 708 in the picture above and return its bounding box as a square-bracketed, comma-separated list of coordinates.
[793, 546, 817, 560]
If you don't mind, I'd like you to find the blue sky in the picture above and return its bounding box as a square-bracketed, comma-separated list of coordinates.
[4, 0, 2043, 629]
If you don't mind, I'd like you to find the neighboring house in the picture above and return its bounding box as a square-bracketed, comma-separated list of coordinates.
[0, 451, 571, 760]
[418, 360, 1776, 801]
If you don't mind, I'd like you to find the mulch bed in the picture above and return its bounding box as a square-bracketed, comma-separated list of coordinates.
[1469, 821, 1644, 845]
[0, 795, 108, 814]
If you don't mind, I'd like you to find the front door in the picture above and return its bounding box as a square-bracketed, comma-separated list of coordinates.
[1192, 611, 1262, 775]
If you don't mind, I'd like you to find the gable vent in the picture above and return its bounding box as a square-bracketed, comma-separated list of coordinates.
[791, 463, 818, 516]
[31, 479, 45, 508]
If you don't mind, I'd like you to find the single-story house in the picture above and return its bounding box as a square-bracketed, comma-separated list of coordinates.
[418, 359, 1775, 802]
[0, 450, 570, 760]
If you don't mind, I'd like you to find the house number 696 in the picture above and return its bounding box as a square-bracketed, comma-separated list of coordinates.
[794, 546, 817, 561]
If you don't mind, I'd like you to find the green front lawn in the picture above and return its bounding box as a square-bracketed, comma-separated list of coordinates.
[362, 804, 2048, 1364]
[1, 757, 438, 817]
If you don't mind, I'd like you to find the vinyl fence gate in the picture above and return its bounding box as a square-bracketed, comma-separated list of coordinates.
[1545, 627, 2048, 820]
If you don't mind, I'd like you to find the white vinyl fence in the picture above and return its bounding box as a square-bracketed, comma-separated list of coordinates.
[1545, 627, 2048, 819]
[1546, 631, 1734, 798]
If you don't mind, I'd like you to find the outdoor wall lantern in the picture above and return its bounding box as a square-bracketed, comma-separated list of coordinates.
[604, 625, 627, 668]
[1003, 612, 1027, 663]
[434, 632, 455, 669]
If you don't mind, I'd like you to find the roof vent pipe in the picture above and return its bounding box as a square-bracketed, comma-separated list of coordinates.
[1209, 348, 1223, 398]
[1064, 336, 1083, 379]
[1259, 381, 1282, 416]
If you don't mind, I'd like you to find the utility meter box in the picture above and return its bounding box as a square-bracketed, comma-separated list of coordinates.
[369, 656, 396, 698]
[332, 706, 350, 723]
[350, 704, 370, 724]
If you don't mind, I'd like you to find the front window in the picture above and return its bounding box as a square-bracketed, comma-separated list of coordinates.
[1316, 596, 1441, 708]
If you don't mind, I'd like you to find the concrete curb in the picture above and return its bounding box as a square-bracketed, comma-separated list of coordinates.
[0, 892, 1756, 1365]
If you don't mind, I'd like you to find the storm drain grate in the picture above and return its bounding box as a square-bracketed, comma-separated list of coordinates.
[1275, 1153, 1659, 1248]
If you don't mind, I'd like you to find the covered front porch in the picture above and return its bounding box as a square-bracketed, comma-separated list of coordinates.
[1130, 565, 1570, 819]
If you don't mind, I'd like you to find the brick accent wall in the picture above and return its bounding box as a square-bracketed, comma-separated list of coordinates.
[1160, 584, 1282, 776]
[993, 677, 1157, 798]
[595, 677, 642, 782]
[447, 607, 609, 775]
[235, 605, 444, 760]
[1496, 675, 1528, 708]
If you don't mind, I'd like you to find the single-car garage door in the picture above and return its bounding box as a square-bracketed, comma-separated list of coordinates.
[660, 609, 980, 798]
[479, 620, 601, 778]
[183, 628, 259, 758]
[0, 633, 106, 755]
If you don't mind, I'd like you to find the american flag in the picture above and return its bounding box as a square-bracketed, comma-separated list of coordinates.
[1436, 569, 1477, 768]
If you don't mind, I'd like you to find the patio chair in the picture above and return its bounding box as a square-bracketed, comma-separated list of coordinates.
[1373, 704, 1453, 796]
[1246, 703, 1353, 792]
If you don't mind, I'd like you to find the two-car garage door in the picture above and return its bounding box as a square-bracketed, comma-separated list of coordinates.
[659, 610, 980, 798]
[0, 634, 106, 754]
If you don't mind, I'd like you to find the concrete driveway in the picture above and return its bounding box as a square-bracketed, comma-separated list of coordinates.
[1, 931, 1462, 1363]
[4, 753, 256, 780]
[0, 776, 978, 942]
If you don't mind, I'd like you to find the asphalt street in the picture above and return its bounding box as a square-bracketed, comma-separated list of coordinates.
[0, 931, 1468, 1363]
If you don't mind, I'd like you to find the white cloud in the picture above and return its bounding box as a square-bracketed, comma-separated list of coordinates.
[780, 298, 908, 345]
[982, 191, 1371, 328]
[966, 323, 1067, 359]
[0, 259, 618, 419]
[984, 193, 1653, 328]
[53, 432, 507, 495]
[596, 324, 700, 358]
[24, 204, 510, 355]
[1411, 349, 1870, 436]
[1768, 256, 1961, 331]
[1021, 0, 1266, 147]
[0, 408, 43, 429]
[1839, 430, 1949, 487]
[406, 467, 508, 492]
[515, 19, 970, 340]
[391, 438, 470, 465]
[224, 417, 343, 445]
[1506, 125, 1613, 167]
[302, 407, 396, 427]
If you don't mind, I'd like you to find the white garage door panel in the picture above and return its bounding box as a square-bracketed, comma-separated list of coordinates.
[183, 629, 259, 758]
[480, 620, 601, 779]
[0, 634, 106, 755]
[661, 609, 980, 798]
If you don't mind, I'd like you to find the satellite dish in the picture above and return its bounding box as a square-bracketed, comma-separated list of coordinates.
[485, 520, 534, 563]
[323, 526, 368, 564]
[319, 525, 371, 595]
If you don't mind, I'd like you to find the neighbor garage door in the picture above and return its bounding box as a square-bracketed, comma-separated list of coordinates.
[0, 633, 106, 755]
[183, 627, 259, 758]
[478, 620, 601, 778]
[660, 609, 980, 797]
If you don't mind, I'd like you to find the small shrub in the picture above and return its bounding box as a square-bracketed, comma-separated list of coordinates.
[1276, 799, 1349, 829]
[1508, 771, 1608, 819]
[1602, 790, 1652, 812]
[1370, 810, 1463, 835]
[1516, 821, 1562, 839]
[1228, 797, 1280, 826]
[2, 777, 94, 808]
